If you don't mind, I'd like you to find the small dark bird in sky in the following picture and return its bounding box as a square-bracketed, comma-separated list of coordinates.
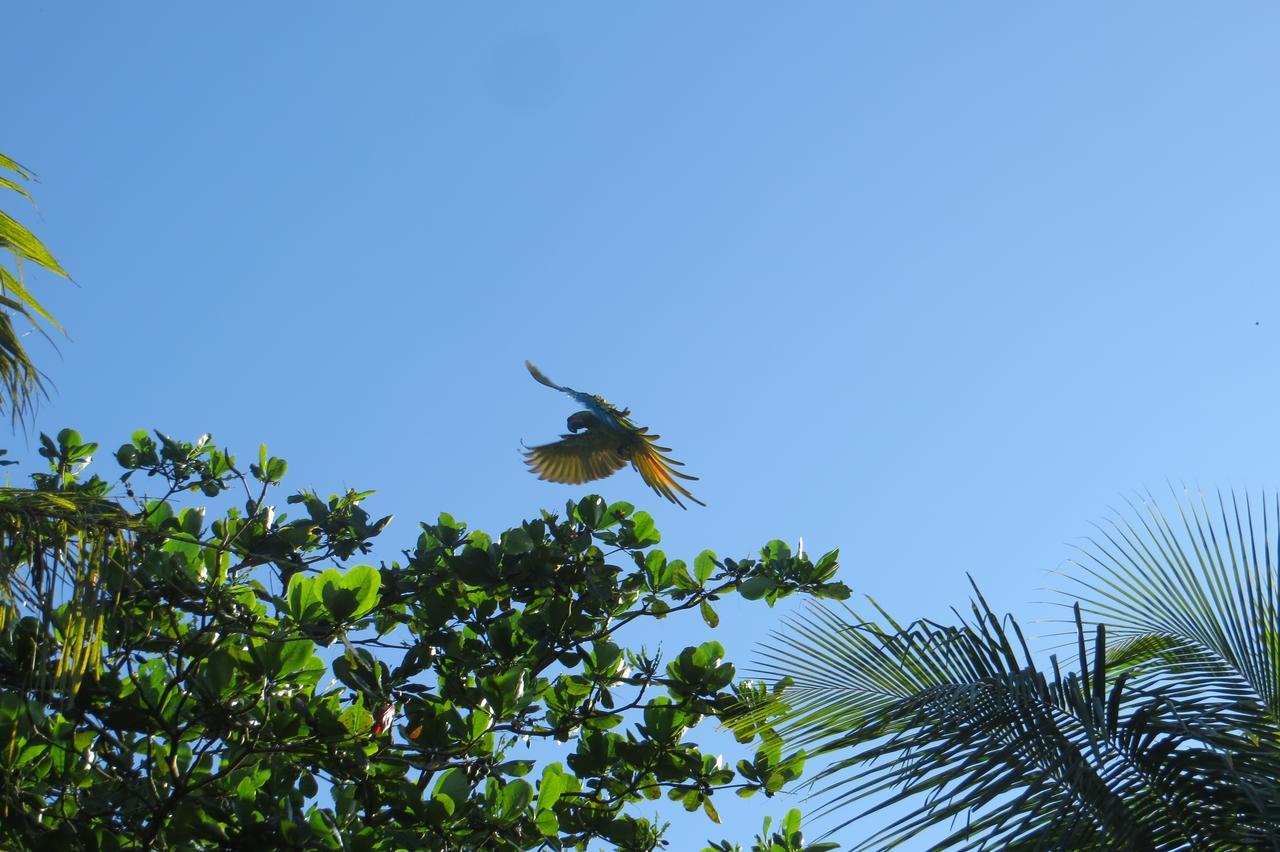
[522, 361, 705, 509]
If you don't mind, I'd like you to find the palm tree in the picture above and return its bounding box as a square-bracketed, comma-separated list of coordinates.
[0, 153, 68, 421]
[749, 491, 1280, 849]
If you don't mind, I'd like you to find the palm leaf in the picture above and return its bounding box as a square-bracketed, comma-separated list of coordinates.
[1067, 490, 1280, 718]
[0, 154, 33, 181]
[754, 567, 1280, 848]
[0, 153, 68, 421]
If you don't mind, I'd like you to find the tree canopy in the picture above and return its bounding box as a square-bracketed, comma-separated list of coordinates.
[0, 426, 846, 850]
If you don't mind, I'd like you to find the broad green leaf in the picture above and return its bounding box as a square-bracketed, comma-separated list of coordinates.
[498, 779, 533, 819]
[812, 581, 851, 600]
[576, 495, 606, 528]
[812, 548, 840, 582]
[318, 565, 380, 622]
[493, 759, 534, 777]
[738, 575, 774, 600]
[602, 500, 634, 528]
[431, 768, 470, 815]
[762, 540, 791, 562]
[274, 639, 313, 677]
[630, 511, 660, 546]
[694, 549, 717, 584]
[286, 573, 319, 621]
[535, 809, 559, 836]
[502, 527, 534, 555]
[537, 764, 567, 812]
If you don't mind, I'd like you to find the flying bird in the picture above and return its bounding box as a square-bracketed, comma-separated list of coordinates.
[522, 360, 705, 509]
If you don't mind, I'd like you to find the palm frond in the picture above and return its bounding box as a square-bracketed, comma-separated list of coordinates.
[1067, 489, 1280, 721]
[0, 154, 69, 422]
[754, 568, 1280, 849]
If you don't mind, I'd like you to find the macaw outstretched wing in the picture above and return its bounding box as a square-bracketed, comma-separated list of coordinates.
[526, 360, 597, 409]
[526, 360, 626, 424]
[525, 360, 575, 396]
[626, 429, 706, 509]
[523, 428, 629, 485]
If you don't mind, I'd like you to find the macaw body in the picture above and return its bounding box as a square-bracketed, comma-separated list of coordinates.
[522, 361, 705, 509]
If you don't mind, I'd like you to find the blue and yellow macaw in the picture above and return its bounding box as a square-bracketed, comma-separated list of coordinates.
[522, 360, 705, 509]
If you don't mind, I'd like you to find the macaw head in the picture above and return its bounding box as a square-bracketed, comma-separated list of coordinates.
[566, 411, 598, 433]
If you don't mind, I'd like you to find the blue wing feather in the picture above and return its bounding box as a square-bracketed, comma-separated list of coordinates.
[526, 361, 625, 431]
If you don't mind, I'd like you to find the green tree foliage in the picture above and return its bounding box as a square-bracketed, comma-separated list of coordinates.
[753, 492, 1280, 849]
[0, 427, 848, 850]
[0, 154, 69, 420]
[704, 807, 837, 852]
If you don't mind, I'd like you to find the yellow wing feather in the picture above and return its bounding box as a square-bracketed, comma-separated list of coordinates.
[522, 429, 628, 485]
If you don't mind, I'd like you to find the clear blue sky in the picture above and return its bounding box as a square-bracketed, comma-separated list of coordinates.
[9, 3, 1280, 846]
